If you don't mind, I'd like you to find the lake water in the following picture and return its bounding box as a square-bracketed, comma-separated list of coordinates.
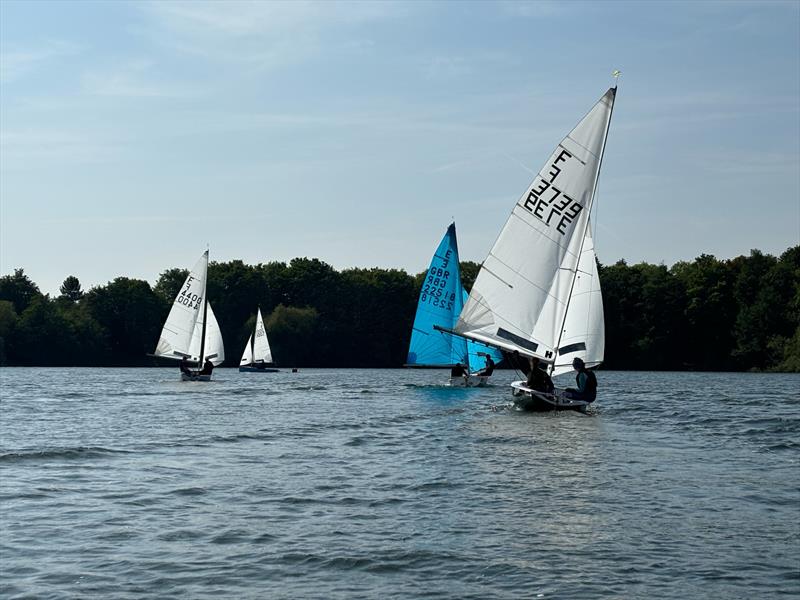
[1, 368, 798, 599]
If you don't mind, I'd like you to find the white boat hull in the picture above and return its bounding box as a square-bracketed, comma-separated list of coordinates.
[510, 380, 590, 412]
[448, 375, 490, 387]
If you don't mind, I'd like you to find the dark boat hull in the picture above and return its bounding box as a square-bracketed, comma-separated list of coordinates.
[239, 366, 280, 373]
[510, 381, 590, 413]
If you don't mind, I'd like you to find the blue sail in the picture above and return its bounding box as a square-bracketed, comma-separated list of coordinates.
[463, 288, 504, 372]
[406, 223, 470, 367]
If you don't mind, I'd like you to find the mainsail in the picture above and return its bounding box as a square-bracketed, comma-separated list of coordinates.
[454, 87, 615, 369]
[407, 223, 502, 369]
[154, 251, 209, 361]
[252, 309, 273, 363]
[406, 223, 468, 367]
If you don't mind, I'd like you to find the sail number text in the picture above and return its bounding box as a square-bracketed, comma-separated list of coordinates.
[421, 265, 455, 310]
[521, 148, 584, 235]
[176, 276, 203, 310]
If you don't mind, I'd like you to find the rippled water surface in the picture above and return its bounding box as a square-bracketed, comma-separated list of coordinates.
[1, 368, 798, 599]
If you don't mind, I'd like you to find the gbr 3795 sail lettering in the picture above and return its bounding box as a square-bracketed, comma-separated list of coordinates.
[521, 148, 583, 235]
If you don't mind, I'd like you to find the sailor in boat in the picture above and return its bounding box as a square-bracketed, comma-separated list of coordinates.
[475, 354, 495, 377]
[526, 357, 554, 394]
[198, 359, 214, 377]
[179, 357, 192, 378]
[450, 362, 468, 381]
[563, 357, 597, 403]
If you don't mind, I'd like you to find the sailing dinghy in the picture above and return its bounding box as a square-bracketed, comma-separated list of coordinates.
[406, 223, 502, 387]
[153, 250, 225, 381]
[437, 86, 616, 409]
[239, 308, 279, 372]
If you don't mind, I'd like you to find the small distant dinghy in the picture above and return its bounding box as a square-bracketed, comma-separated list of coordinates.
[436, 84, 617, 410]
[405, 222, 502, 387]
[153, 250, 225, 381]
[239, 308, 279, 373]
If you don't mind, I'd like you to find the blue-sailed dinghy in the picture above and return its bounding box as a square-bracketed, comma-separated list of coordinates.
[153, 250, 225, 381]
[406, 223, 502, 387]
[239, 308, 279, 373]
[436, 85, 617, 410]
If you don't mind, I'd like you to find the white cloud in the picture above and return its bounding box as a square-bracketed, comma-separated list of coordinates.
[0, 39, 82, 84]
[81, 59, 200, 98]
[138, 0, 406, 69]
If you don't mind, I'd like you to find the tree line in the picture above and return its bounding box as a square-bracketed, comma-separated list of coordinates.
[0, 246, 797, 371]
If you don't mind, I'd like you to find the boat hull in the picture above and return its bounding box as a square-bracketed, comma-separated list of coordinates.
[448, 375, 490, 387]
[181, 373, 212, 382]
[239, 366, 280, 373]
[510, 381, 590, 412]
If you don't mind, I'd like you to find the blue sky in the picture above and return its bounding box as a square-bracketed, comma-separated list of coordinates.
[1, 0, 798, 294]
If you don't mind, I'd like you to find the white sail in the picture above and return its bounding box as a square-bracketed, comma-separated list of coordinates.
[203, 302, 225, 366]
[455, 88, 615, 363]
[552, 223, 604, 376]
[252, 309, 273, 363]
[240, 334, 253, 365]
[154, 251, 208, 361]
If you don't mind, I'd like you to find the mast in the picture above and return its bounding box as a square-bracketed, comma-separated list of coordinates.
[198, 251, 209, 365]
[550, 86, 617, 375]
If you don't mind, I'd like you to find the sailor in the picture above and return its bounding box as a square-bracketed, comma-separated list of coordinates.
[475, 354, 495, 377]
[563, 357, 597, 402]
[526, 357, 554, 393]
[199, 359, 214, 376]
[450, 363, 467, 378]
[179, 357, 192, 377]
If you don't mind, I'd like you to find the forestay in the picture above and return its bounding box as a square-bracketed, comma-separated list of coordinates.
[455, 88, 615, 364]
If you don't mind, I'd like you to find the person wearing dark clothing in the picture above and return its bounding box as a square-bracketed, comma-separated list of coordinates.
[475, 355, 495, 377]
[564, 357, 597, 402]
[505, 350, 531, 375]
[450, 363, 467, 378]
[199, 359, 214, 376]
[179, 357, 192, 377]
[526, 357, 554, 393]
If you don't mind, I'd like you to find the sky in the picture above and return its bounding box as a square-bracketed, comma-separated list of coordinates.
[1, 0, 799, 294]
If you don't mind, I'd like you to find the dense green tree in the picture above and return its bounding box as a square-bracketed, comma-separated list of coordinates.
[0, 268, 41, 313]
[1, 245, 798, 370]
[265, 305, 319, 366]
[59, 275, 84, 302]
[85, 278, 164, 365]
[153, 268, 188, 305]
[671, 255, 737, 370]
[460, 261, 480, 293]
[0, 300, 18, 365]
